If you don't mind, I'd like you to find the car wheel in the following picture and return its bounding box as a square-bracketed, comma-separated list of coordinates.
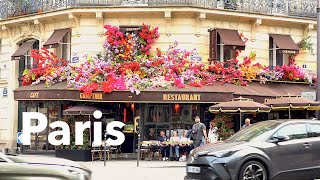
[239, 161, 268, 180]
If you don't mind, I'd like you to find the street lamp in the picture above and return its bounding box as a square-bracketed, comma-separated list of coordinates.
[317, 0, 320, 118]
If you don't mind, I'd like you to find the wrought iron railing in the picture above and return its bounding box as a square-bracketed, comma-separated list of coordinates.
[0, 0, 317, 20]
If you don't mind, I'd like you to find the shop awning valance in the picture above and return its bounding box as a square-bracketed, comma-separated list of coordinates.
[43, 28, 71, 49]
[216, 29, 246, 49]
[11, 41, 37, 60]
[13, 81, 314, 103]
[270, 34, 299, 54]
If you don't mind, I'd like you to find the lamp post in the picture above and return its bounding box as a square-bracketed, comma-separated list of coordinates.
[317, 0, 320, 118]
[104, 130, 107, 167]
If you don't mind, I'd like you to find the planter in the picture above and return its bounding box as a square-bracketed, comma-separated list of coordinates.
[55, 149, 91, 161]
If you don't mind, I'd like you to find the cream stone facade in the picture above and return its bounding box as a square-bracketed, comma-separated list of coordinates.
[0, 5, 318, 150]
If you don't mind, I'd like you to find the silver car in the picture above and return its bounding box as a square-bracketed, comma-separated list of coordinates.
[0, 152, 91, 180]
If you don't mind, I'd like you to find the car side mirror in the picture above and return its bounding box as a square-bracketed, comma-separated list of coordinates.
[272, 135, 289, 143]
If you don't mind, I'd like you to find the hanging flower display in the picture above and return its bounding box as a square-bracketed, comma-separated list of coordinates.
[21, 24, 315, 96]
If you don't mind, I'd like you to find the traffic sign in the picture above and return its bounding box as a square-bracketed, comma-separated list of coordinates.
[17, 132, 23, 144]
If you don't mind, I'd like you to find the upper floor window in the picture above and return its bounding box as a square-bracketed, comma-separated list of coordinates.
[269, 34, 299, 68]
[209, 29, 245, 63]
[43, 28, 71, 62]
[119, 26, 141, 34]
[11, 39, 39, 86]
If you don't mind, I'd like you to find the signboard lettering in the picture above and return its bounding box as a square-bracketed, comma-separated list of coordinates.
[30, 92, 39, 99]
[209, 29, 217, 62]
[163, 94, 201, 101]
[281, 50, 298, 54]
[80, 93, 103, 100]
[3, 88, 7, 97]
[302, 91, 316, 101]
[71, 56, 79, 63]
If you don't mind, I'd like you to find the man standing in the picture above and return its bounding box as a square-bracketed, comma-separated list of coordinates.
[192, 116, 208, 148]
[242, 118, 251, 129]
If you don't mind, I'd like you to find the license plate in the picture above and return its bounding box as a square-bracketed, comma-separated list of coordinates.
[187, 166, 201, 173]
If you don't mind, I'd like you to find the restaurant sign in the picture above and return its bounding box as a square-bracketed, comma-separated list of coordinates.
[163, 94, 201, 101]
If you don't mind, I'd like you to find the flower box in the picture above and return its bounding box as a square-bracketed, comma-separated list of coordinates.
[55, 149, 91, 161]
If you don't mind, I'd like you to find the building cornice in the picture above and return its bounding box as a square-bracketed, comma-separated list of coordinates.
[0, 7, 316, 27]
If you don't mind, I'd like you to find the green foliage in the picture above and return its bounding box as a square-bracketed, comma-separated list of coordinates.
[298, 36, 314, 55]
[213, 113, 235, 140]
[59, 117, 90, 150]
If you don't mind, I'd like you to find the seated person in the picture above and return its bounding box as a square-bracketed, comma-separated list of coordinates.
[170, 130, 180, 161]
[158, 130, 170, 161]
[144, 128, 157, 160]
[180, 130, 193, 157]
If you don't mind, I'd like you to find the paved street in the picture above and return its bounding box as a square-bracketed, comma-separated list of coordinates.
[80, 160, 186, 180]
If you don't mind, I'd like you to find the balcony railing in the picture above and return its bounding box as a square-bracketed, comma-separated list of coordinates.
[0, 0, 317, 20]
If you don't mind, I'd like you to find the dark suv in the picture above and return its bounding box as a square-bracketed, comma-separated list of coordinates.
[185, 119, 320, 180]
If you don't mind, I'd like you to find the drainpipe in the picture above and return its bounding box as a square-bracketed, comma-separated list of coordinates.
[317, 0, 320, 118]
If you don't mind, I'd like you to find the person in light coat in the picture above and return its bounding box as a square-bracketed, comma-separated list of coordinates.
[208, 121, 219, 143]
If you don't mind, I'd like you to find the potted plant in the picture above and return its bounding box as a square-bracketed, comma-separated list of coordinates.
[55, 117, 91, 161]
[298, 36, 314, 55]
[213, 113, 235, 141]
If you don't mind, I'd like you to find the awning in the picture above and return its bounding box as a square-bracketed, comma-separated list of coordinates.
[216, 29, 246, 50]
[13, 81, 314, 103]
[270, 34, 299, 54]
[43, 28, 71, 49]
[11, 41, 36, 60]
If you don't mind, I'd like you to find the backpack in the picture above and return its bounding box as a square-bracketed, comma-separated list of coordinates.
[186, 129, 193, 139]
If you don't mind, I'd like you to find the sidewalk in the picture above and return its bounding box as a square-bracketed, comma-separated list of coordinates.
[80, 160, 186, 180]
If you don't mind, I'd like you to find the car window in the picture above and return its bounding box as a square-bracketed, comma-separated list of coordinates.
[272, 124, 307, 140]
[308, 124, 320, 138]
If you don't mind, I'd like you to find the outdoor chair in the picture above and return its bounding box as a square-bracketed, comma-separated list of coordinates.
[91, 142, 103, 161]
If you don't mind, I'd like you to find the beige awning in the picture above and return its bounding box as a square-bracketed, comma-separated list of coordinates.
[11, 41, 36, 61]
[216, 29, 246, 49]
[270, 34, 299, 54]
[43, 28, 71, 49]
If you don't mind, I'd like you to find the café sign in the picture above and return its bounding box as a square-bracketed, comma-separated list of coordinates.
[30, 92, 39, 99]
[80, 93, 103, 100]
[163, 94, 201, 101]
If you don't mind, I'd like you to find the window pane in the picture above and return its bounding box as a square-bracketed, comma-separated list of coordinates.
[308, 124, 320, 138]
[275, 124, 307, 140]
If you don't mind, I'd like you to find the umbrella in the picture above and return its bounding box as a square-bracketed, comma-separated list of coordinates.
[63, 105, 111, 115]
[264, 97, 320, 119]
[63, 105, 112, 145]
[209, 97, 270, 130]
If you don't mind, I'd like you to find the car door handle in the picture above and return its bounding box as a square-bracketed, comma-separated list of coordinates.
[303, 143, 312, 148]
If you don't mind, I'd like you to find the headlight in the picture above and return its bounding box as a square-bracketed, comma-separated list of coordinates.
[207, 150, 236, 158]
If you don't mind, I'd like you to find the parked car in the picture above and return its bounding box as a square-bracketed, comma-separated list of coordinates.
[0, 152, 91, 180]
[185, 119, 320, 180]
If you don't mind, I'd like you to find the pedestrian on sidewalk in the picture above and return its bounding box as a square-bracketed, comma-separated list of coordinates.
[208, 120, 219, 143]
[191, 116, 208, 148]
